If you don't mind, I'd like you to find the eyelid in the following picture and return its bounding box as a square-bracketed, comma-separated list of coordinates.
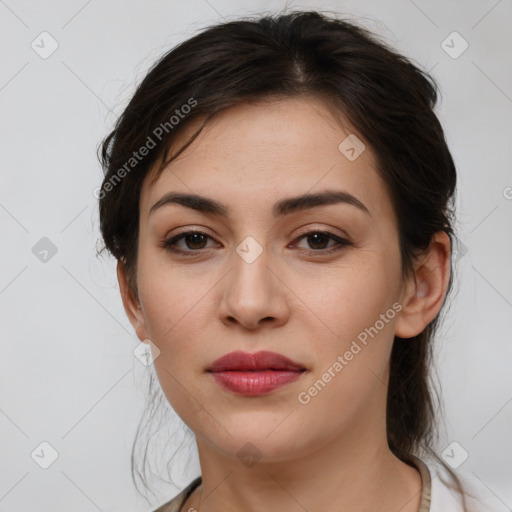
[293, 223, 350, 240]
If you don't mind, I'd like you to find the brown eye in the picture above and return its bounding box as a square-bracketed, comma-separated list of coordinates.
[162, 230, 216, 254]
[294, 231, 353, 254]
[182, 232, 209, 250]
[305, 232, 331, 250]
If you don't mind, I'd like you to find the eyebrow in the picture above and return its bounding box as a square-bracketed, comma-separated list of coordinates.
[149, 189, 370, 218]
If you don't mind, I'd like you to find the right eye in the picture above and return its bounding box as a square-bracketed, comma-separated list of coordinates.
[161, 229, 218, 255]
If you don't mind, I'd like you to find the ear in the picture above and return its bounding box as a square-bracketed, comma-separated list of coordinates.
[394, 231, 451, 339]
[117, 259, 149, 343]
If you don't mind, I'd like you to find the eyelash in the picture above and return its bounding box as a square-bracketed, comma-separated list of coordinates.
[160, 229, 353, 257]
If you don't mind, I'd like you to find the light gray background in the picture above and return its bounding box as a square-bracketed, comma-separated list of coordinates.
[1, 1, 511, 511]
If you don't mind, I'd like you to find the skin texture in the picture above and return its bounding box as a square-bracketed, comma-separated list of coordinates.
[118, 96, 451, 512]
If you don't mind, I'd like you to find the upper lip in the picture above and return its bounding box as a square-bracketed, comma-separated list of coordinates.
[207, 350, 306, 372]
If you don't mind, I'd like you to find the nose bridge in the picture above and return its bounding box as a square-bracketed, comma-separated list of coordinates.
[231, 235, 273, 304]
[219, 234, 288, 328]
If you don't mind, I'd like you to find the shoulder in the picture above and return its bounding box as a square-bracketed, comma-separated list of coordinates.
[423, 457, 506, 512]
[151, 476, 202, 512]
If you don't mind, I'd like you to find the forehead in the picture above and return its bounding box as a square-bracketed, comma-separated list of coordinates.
[140, 96, 392, 221]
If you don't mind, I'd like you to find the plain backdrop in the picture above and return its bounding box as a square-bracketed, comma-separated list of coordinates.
[1, 1, 511, 511]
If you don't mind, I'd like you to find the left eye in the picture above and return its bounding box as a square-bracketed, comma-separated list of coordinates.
[293, 231, 352, 253]
[161, 230, 352, 255]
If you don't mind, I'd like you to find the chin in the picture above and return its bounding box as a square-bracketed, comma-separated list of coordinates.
[199, 419, 319, 465]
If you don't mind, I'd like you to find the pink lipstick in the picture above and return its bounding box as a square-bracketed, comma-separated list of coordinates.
[207, 350, 306, 396]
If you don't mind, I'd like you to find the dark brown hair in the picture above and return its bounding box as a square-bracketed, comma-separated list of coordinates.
[97, 9, 471, 508]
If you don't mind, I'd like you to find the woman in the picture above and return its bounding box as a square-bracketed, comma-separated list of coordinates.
[97, 10, 497, 512]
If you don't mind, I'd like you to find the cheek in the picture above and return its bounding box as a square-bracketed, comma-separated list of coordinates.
[298, 255, 400, 403]
[308, 258, 399, 344]
[137, 267, 211, 427]
[137, 251, 214, 342]
[294, 277, 398, 439]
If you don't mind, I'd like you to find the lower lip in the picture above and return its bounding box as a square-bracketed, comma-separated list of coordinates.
[210, 370, 304, 395]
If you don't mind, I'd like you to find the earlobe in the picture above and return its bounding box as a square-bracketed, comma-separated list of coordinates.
[394, 231, 451, 339]
[117, 259, 149, 342]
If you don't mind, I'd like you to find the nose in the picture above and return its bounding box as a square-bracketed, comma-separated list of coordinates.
[218, 245, 290, 331]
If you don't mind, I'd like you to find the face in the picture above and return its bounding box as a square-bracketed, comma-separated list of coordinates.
[121, 96, 426, 465]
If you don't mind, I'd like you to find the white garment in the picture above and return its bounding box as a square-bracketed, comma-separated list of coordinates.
[425, 458, 508, 512]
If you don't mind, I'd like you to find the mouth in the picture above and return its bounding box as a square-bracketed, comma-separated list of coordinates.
[207, 350, 306, 396]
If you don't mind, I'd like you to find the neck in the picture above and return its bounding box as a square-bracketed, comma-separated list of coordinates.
[187, 413, 422, 512]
